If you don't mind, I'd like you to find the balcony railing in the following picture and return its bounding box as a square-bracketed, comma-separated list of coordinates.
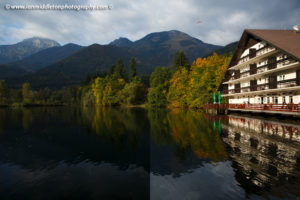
[229, 104, 300, 113]
[227, 58, 297, 81]
[241, 87, 250, 93]
[203, 104, 300, 113]
[278, 79, 297, 88]
[237, 46, 275, 65]
[221, 79, 299, 95]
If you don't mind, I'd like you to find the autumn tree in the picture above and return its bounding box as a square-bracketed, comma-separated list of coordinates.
[22, 82, 34, 104]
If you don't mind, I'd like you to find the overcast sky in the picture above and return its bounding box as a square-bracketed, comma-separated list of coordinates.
[0, 0, 299, 46]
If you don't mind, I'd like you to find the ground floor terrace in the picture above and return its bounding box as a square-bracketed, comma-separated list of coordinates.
[204, 103, 300, 117]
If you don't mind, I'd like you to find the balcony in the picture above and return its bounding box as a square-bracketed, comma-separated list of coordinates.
[221, 79, 300, 97]
[229, 103, 300, 114]
[241, 87, 250, 93]
[233, 46, 276, 68]
[224, 58, 299, 84]
[278, 79, 297, 89]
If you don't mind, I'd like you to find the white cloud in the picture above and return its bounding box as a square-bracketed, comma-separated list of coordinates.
[0, 0, 300, 46]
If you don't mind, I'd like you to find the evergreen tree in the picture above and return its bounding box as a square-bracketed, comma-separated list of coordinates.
[129, 57, 137, 81]
[108, 65, 115, 75]
[114, 59, 127, 80]
[0, 80, 8, 105]
[172, 51, 190, 71]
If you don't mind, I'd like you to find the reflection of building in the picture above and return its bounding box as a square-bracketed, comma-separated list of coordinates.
[219, 29, 300, 115]
[220, 114, 300, 195]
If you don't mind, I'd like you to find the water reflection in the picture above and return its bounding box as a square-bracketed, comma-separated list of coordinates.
[0, 107, 299, 199]
[0, 107, 150, 200]
[218, 114, 300, 198]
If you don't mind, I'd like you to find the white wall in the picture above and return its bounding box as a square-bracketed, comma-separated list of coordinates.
[240, 42, 266, 58]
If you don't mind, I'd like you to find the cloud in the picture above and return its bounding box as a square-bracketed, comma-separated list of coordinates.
[0, 0, 299, 46]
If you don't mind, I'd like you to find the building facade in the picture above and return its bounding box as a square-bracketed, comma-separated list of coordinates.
[220, 29, 300, 107]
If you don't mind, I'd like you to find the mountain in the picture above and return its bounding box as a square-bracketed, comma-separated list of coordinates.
[129, 30, 222, 72]
[109, 30, 222, 73]
[0, 37, 60, 64]
[0, 64, 29, 79]
[20, 44, 134, 88]
[207, 41, 238, 56]
[109, 37, 133, 47]
[13, 43, 83, 72]
[4, 30, 225, 89]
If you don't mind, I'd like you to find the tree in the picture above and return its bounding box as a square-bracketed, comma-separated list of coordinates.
[129, 57, 137, 81]
[114, 59, 127, 80]
[167, 67, 189, 107]
[118, 77, 147, 105]
[22, 82, 34, 104]
[172, 51, 190, 71]
[148, 67, 172, 107]
[150, 67, 172, 88]
[108, 65, 115, 75]
[0, 80, 8, 105]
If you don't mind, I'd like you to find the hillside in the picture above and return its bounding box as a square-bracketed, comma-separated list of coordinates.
[207, 41, 238, 56]
[3, 30, 225, 89]
[0, 37, 60, 64]
[13, 43, 83, 72]
[21, 44, 134, 88]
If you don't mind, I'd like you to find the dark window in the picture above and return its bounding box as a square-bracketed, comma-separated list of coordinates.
[234, 83, 241, 93]
[250, 80, 257, 91]
[250, 63, 257, 75]
[268, 57, 277, 70]
[249, 48, 256, 59]
[269, 75, 277, 89]
[297, 69, 300, 86]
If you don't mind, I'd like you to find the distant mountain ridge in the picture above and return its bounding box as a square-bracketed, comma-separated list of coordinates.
[0, 37, 60, 64]
[109, 37, 133, 47]
[206, 41, 238, 56]
[3, 30, 228, 88]
[13, 43, 83, 72]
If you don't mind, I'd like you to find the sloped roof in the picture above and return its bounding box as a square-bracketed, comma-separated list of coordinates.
[246, 29, 300, 60]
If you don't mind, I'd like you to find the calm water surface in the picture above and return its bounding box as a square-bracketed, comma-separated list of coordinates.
[0, 107, 299, 200]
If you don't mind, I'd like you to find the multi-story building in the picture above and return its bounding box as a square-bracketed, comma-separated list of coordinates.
[219, 29, 300, 115]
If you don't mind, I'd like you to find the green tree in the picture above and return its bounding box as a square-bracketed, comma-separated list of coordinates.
[172, 51, 190, 71]
[148, 67, 172, 107]
[0, 80, 8, 105]
[129, 57, 137, 81]
[150, 67, 172, 88]
[118, 77, 147, 105]
[114, 59, 127, 80]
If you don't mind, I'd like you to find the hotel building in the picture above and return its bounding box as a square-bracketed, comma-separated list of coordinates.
[219, 29, 300, 112]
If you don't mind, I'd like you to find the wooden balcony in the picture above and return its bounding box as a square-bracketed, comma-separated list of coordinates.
[225, 58, 298, 83]
[222, 79, 299, 95]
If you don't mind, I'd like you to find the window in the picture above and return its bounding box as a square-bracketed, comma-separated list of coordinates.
[289, 96, 293, 104]
[275, 96, 278, 104]
[279, 75, 285, 81]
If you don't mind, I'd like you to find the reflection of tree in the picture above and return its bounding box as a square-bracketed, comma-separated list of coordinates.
[82, 106, 146, 150]
[148, 108, 227, 162]
[147, 109, 172, 145]
[22, 108, 34, 132]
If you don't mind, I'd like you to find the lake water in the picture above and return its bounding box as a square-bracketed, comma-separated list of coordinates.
[0, 107, 299, 200]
